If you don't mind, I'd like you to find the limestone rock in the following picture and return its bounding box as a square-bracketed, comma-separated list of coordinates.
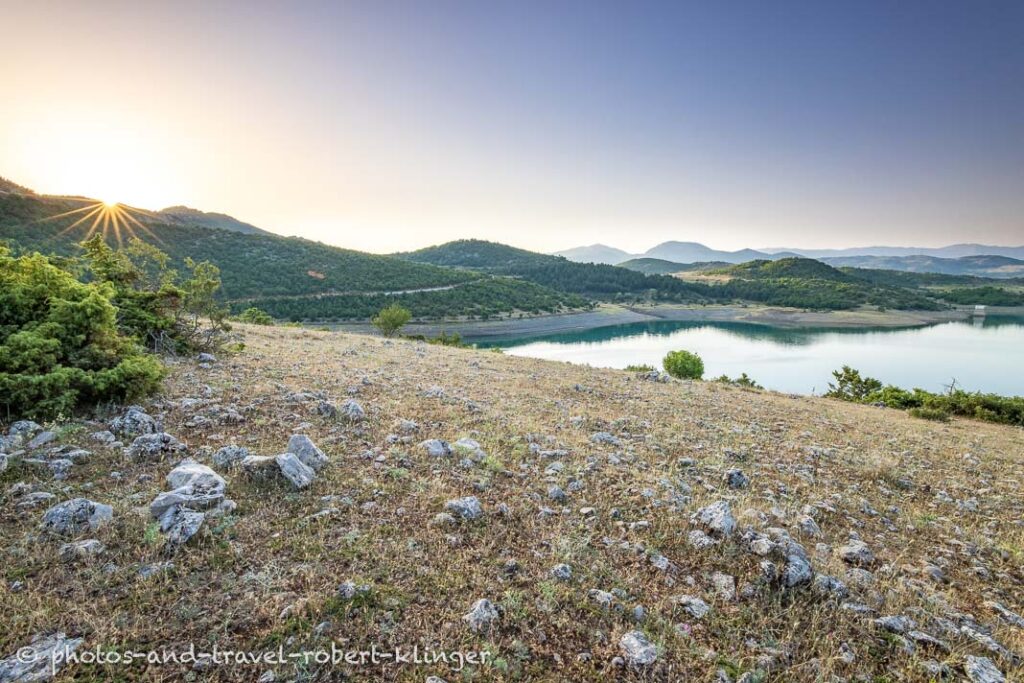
[619, 631, 657, 666]
[691, 500, 736, 538]
[40, 498, 113, 536]
[445, 496, 483, 520]
[463, 599, 499, 632]
[287, 434, 328, 471]
[110, 406, 157, 437]
[0, 632, 83, 681]
[276, 452, 316, 488]
[126, 433, 186, 460]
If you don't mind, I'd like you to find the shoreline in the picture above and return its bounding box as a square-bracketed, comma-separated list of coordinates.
[323, 303, 996, 341]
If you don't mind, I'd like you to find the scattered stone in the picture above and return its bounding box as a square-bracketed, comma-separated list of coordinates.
[59, 539, 105, 563]
[619, 631, 657, 666]
[463, 599, 499, 632]
[8, 420, 43, 444]
[548, 485, 568, 503]
[688, 529, 718, 549]
[0, 632, 83, 681]
[551, 564, 572, 581]
[420, 439, 452, 457]
[874, 616, 915, 634]
[445, 496, 483, 520]
[40, 498, 113, 536]
[986, 601, 1024, 629]
[965, 656, 1004, 683]
[797, 515, 822, 537]
[589, 589, 615, 609]
[213, 445, 250, 469]
[906, 631, 950, 653]
[710, 572, 736, 601]
[838, 539, 875, 566]
[340, 399, 365, 421]
[0, 454, 7, 473]
[590, 432, 621, 446]
[812, 575, 848, 599]
[90, 430, 117, 444]
[691, 501, 736, 538]
[27, 431, 57, 450]
[287, 434, 328, 471]
[724, 469, 749, 489]
[675, 595, 711, 619]
[159, 506, 207, 548]
[110, 406, 158, 437]
[197, 353, 217, 364]
[276, 453, 316, 489]
[126, 432, 186, 460]
[315, 400, 337, 418]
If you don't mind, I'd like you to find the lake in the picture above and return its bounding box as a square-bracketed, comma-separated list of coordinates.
[481, 315, 1024, 396]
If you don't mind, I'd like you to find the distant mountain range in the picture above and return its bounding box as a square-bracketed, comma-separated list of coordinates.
[618, 253, 1024, 280]
[553, 241, 801, 265]
[820, 254, 1024, 278]
[554, 240, 1024, 271]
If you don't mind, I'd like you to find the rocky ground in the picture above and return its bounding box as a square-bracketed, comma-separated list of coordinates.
[1, 324, 1022, 682]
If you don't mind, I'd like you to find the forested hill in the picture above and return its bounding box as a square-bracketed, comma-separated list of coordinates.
[397, 239, 712, 301]
[0, 192, 585, 321]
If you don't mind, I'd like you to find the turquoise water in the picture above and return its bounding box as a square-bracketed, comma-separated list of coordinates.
[481, 316, 1024, 396]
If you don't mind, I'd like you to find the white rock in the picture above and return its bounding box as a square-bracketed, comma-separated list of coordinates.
[965, 656, 1005, 683]
[690, 500, 736, 538]
[619, 631, 657, 666]
[462, 599, 499, 632]
[276, 452, 316, 489]
[287, 435, 328, 471]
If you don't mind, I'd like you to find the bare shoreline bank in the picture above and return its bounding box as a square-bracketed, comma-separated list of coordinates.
[323, 303, 992, 341]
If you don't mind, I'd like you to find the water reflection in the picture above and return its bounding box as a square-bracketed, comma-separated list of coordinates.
[481, 315, 1024, 396]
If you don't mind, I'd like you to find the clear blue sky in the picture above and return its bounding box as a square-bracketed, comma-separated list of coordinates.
[3, 0, 1022, 252]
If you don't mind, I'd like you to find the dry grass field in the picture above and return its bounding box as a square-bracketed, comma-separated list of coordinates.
[2, 324, 1022, 681]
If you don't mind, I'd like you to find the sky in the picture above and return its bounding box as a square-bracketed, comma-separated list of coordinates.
[2, 0, 1022, 254]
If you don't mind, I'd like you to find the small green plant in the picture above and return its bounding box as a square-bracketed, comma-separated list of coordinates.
[625, 364, 656, 372]
[715, 373, 762, 389]
[371, 303, 412, 337]
[663, 350, 704, 380]
[237, 307, 274, 325]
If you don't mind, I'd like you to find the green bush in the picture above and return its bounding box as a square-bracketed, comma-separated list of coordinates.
[0, 248, 164, 421]
[908, 407, 950, 422]
[715, 372, 763, 389]
[371, 303, 412, 337]
[237, 307, 274, 325]
[81, 236, 230, 353]
[825, 365, 1024, 427]
[625, 364, 656, 373]
[663, 350, 704, 380]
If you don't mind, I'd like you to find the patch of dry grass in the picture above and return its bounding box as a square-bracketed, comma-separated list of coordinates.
[2, 324, 1022, 681]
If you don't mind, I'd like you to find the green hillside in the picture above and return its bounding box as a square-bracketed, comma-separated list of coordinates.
[0, 193, 583, 321]
[617, 257, 728, 275]
[398, 239, 712, 302]
[720, 257, 854, 281]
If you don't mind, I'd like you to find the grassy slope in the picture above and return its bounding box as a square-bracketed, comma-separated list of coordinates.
[2, 325, 1022, 681]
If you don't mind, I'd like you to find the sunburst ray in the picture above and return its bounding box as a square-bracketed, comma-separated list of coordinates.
[40, 199, 168, 248]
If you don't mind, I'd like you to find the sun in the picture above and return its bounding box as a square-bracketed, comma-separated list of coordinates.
[36, 198, 164, 247]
